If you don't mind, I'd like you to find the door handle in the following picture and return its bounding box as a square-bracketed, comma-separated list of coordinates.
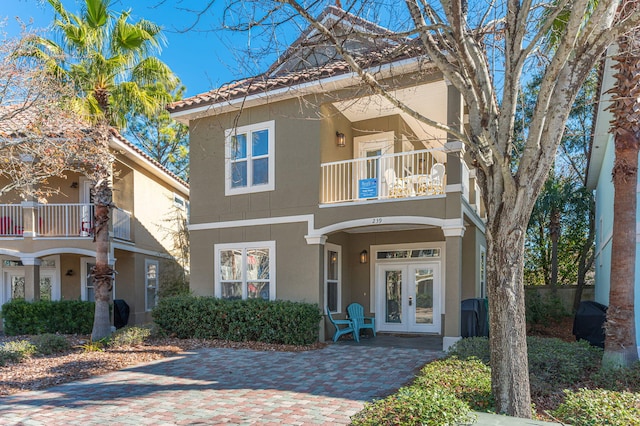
[409, 296, 413, 306]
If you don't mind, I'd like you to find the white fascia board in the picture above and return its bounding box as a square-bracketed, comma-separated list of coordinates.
[587, 49, 617, 190]
[109, 136, 189, 195]
[170, 57, 429, 123]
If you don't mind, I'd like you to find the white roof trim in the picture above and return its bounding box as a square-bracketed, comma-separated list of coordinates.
[109, 136, 189, 195]
[587, 47, 618, 190]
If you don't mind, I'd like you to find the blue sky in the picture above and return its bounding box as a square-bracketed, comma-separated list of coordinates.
[2, 0, 285, 96]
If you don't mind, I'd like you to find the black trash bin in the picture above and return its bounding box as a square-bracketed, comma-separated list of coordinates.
[113, 299, 130, 329]
[461, 298, 489, 338]
[573, 301, 607, 348]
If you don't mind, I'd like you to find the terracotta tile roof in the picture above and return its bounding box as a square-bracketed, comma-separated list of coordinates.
[0, 105, 189, 189]
[168, 41, 425, 114]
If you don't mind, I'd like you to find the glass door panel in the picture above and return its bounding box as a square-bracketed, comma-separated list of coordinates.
[413, 267, 434, 324]
[384, 269, 402, 323]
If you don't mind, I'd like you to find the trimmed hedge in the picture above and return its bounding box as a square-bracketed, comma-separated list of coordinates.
[152, 296, 322, 345]
[1, 299, 94, 335]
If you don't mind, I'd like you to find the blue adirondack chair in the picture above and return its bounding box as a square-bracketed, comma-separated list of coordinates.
[347, 303, 376, 338]
[327, 308, 359, 342]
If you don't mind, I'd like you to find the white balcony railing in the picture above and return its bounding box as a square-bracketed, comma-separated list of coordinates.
[113, 208, 131, 241]
[37, 203, 94, 237]
[0, 204, 24, 236]
[320, 149, 446, 204]
[0, 203, 133, 240]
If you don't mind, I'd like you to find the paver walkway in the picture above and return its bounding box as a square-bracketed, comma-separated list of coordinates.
[0, 344, 441, 425]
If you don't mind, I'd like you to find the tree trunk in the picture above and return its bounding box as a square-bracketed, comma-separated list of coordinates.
[604, 131, 639, 368]
[549, 209, 560, 292]
[486, 212, 532, 417]
[91, 178, 114, 341]
[603, 28, 640, 369]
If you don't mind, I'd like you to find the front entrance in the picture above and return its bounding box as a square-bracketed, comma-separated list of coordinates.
[376, 262, 441, 333]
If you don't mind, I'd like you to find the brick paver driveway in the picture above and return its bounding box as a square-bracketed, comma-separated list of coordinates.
[0, 344, 441, 425]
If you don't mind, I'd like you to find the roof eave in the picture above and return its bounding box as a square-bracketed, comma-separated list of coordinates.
[586, 49, 617, 190]
[169, 56, 430, 123]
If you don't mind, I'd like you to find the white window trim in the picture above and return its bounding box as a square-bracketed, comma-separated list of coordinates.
[324, 243, 342, 314]
[145, 259, 160, 311]
[173, 193, 186, 210]
[80, 257, 94, 302]
[214, 240, 276, 300]
[225, 120, 275, 196]
[479, 246, 487, 299]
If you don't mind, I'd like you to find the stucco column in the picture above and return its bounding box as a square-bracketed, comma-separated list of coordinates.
[21, 201, 38, 238]
[22, 257, 41, 301]
[443, 226, 465, 351]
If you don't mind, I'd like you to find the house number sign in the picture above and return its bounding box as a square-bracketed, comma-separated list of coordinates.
[372, 218, 383, 224]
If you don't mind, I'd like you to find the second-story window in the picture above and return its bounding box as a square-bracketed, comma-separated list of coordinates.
[225, 120, 275, 195]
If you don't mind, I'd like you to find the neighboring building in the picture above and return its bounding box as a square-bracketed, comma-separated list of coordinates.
[0, 110, 189, 326]
[587, 51, 640, 355]
[168, 6, 486, 349]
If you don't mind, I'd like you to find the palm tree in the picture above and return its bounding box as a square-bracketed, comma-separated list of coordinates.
[603, 19, 640, 369]
[26, 0, 178, 339]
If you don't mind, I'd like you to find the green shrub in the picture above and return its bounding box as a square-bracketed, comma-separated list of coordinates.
[415, 357, 494, 411]
[152, 296, 322, 345]
[109, 326, 151, 347]
[552, 389, 640, 426]
[31, 333, 70, 355]
[447, 336, 602, 397]
[351, 386, 473, 426]
[591, 361, 640, 392]
[527, 337, 601, 397]
[525, 290, 568, 325]
[1, 299, 94, 335]
[0, 340, 37, 366]
[447, 337, 490, 364]
[76, 339, 106, 352]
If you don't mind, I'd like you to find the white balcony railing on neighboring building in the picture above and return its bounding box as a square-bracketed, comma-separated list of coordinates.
[320, 149, 446, 204]
[0, 204, 24, 236]
[113, 208, 131, 241]
[37, 203, 94, 237]
[0, 203, 133, 241]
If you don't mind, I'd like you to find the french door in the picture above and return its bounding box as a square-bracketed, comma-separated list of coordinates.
[2, 271, 56, 305]
[376, 262, 441, 333]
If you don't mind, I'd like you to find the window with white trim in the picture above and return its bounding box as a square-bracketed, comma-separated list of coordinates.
[325, 243, 341, 313]
[479, 247, 487, 299]
[215, 241, 275, 300]
[145, 259, 159, 311]
[225, 121, 275, 195]
[174, 193, 186, 210]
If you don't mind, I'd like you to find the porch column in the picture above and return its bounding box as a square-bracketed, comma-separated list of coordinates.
[21, 201, 38, 238]
[21, 257, 41, 301]
[443, 226, 465, 351]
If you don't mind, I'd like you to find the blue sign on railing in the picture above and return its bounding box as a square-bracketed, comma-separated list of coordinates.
[359, 178, 378, 199]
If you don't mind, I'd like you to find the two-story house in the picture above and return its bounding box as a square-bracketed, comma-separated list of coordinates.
[0, 109, 189, 326]
[168, 6, 486, 349]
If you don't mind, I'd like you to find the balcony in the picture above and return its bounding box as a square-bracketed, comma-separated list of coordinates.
[320, 149, 447, 205]
[0, 203, 131, 240]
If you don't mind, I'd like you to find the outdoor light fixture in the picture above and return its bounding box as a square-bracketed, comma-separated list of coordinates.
[65, 269, 74, 276]
[360, 249, 368, 264]
[336, 131, 346, 147]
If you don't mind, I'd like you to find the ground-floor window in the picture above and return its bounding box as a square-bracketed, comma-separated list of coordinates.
[145, 259, 159, 311]
[81, 258, 95, 302]
[215, 241, 275, 300]
[325, 243, 341, 313]
[479, 246, 486, 299]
